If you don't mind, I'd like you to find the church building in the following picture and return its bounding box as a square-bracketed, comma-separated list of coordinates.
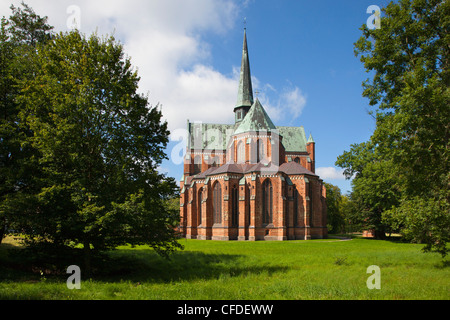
[179, 30, 327, 241]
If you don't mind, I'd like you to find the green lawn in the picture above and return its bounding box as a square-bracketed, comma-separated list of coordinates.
[0, 237, 448, 300]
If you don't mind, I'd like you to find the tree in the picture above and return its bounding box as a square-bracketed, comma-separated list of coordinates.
[351, 159, 402, 239]
[355, 0, 449, 198]
[13, 29, 182, 273]
[336, 143, 402, 239]
[340, 194, 361, 234]
[341, 0, 449, 256]
[323, 182, 345, 234]
[0, 3, 53, 244]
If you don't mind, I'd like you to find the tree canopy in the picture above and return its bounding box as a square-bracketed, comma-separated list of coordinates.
[337, 0, 449, 257]
[0, 3, 182, 273]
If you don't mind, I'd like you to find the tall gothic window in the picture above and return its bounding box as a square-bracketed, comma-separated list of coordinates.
[293, 188, 299, 227]
[237, 141, 245, 163]
[262, 179, 273, 225]
[309, 181, 313, 227]
[257, 139, 265, 163]
[198, 188, 203, 226]
[231, 186, 239, 227]
[193, 155, 201, 175]
[213, 182, 222, 224]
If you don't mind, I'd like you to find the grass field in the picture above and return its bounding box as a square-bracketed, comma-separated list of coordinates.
[0, 236, 448, 300]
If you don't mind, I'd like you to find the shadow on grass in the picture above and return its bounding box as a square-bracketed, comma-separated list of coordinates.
[0, 245, 289, 284]
[98, 249, 288, 283]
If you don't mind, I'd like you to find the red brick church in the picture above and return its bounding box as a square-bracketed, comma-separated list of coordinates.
[179, 30, 327, 241]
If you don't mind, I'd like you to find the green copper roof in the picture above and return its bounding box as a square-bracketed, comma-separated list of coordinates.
[235, 29, 254, 110]
[234, 98, 277, 135]
[187, 121, 309, 153]
[307, 133, 315, 143]
[185, 30, 310, 155]
[277, 126, 307, 152]
[187, 121, 234, 150]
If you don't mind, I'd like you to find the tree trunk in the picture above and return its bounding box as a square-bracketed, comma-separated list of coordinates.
[0, 219, 6, 245]
[83, 240, 92, 278]
[374, 229, 386, 240]
[0, 223, 5, 245]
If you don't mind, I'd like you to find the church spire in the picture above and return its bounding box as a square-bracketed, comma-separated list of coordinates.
[234, 29, 254, 121]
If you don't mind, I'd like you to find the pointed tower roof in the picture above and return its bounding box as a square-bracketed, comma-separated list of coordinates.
[307, 133, 315, 143]
[235, 29, 254, 110]
[234, 98, 277, 134]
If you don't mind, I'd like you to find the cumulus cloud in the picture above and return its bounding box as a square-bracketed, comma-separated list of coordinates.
[316, 167, 347, 181]
[281, 86, 307, 119]
[257, 84, 307, 122]
[0, 0, 306, 133]
[0, 0, 240, 132]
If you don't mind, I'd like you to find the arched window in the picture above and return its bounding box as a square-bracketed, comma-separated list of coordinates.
[293, 188, 299, 227]
[198, 188, 203, 226]
[193, 155, 201, 175]
[309, 181, 313, 227]
[257, 139, 265, 163]
[294, 157, 300, 164]
[237, 141, 245, 163]
[262, 179, 273, 225]
[210, 156, 219, 167]
[236, 109, 243, 121]
[231, 186, 239, 227]
[213, 182, 222, 224]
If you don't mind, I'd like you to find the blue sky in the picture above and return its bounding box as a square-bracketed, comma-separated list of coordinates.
[1, 0, 394, 194]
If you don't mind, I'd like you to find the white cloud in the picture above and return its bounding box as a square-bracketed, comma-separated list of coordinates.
[162, 64, 238, 128]
[1, 0, 240, 133]
[316, 167, 346, 180]
[1, 0, 307, 133]
[257, 84, 307, 122]
[281, 86, 307, 119]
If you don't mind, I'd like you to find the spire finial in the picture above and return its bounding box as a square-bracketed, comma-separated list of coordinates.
[244, 17, 247, 30]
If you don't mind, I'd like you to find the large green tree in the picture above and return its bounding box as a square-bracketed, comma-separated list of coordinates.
[336, 142, 402, 239]
[14, 29, 182, 272]
[323, 182, 345, 234]
[0, 3, 53, 243]
[339, 0, 449, 256]
[355, 0, 449, 197]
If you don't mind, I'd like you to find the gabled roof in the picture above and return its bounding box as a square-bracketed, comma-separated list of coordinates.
[209, 163, 254, 175]
[193, 166, 220, 179]
[234, 98, 277, 135]
[279, 162, 317, 176]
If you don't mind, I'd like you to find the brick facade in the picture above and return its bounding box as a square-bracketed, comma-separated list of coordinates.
[179, 30, 327, 241]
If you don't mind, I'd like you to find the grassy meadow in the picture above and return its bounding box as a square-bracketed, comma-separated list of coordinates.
[0, 236, 448, 300]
